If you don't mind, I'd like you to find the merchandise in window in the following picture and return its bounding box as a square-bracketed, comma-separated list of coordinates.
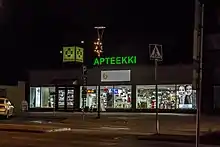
[67, 88, 74, 109]
[176, 84, 196, 109]
[136, 85, 156, 109]
[100, 85, 132, 109]
[30, 87, 41, 108]
[58, 88, 65, 109]
[30, 87, 55, 108]
[113, 85, 132, 109]
[100, 86, 113, 109]
[41, 87, 55, 108]
[80, 86, 98, 109]
[158, 85, 176, 109]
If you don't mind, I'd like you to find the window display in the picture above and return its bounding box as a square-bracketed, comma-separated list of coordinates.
[80, 86, 98, 109]
[41, 87, 55, 108]
[158, 85, 176, 109]
[30, 87, 41, 108]
[67, 89, 74, 109]
[113, 85, 132, 108]
[100, 86, 113, 109]
[100, 85, 132, 109]
[177, 84, 196, 109]
[136, 85, 156, 109]
[30, 87, 55, 108]
[58, 88, 65, 109]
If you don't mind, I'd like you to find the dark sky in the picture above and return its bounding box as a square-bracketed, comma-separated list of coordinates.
[0, 0, 219, 84]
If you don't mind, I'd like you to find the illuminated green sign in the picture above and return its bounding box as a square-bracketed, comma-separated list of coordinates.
[93, 56, 137, 65]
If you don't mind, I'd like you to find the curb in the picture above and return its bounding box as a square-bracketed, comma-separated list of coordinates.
[137, 134, 195, 143]
[0, 128, 45, 133]
[137, 133, 220, 145]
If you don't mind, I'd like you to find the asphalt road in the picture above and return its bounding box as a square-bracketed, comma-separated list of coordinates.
[0, 131, 218, 147]
[0, 113, 219, 147]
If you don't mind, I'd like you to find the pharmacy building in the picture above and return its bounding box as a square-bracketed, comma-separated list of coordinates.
[27, 51, 205, 113]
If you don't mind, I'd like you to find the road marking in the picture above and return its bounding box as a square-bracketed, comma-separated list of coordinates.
[99, 127, 130, 130]
[46, 128, 71, 132]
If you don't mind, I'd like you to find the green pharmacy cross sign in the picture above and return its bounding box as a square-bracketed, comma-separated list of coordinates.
[93, 56, 137, 65]
[62, 46, 84, 63]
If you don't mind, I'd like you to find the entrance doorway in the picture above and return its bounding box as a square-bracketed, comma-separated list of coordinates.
[57, 87, 75, 111]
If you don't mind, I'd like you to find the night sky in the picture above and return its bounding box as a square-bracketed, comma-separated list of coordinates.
[0, 0, 219, 84]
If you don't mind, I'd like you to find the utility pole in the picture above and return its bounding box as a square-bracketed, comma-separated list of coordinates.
[94, 26, 105, 119]
[193, 0, 204, 147]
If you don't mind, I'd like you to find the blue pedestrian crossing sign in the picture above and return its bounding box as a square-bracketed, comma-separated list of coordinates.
[149, 44, 163, 61]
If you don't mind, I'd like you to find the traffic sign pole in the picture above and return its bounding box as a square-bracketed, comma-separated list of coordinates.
[149, 44, 163, 135]
[155, 59, 159, 134]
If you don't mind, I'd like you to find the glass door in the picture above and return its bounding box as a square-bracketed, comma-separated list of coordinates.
[58, 88, 65, 110]
[67, 88, 74, 110]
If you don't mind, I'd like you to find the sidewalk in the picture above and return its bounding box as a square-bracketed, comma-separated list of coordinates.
[50, 113, 220, 136]
[5, 112, 220, 136]
[26, 111, 196, 117]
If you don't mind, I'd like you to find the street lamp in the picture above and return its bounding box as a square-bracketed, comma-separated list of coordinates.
[94, 26, 105, 119]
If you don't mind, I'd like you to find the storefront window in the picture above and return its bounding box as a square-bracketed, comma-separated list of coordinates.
[80, 86, 98, 109]
[100, 86, 113, 109]
[136, 85, 156, 109]
[158, 85, 176, 109]
[30, 87, 41, 108]
[176, 84, 196, 109]
[113, 85, 132, 109]
[30, 87, 55, 108]
[41, 87, 55, 108]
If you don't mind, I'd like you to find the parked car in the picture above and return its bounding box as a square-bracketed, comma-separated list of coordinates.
[0, 98, 14, 118]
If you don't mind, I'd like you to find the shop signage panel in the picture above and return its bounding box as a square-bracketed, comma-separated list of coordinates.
[62, 46, 84, 63]
[93, 56, 136, 65]
[101, 70, 131, 82]
[63, 46, 75, 62]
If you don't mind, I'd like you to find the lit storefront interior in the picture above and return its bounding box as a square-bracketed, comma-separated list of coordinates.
[79, 86, 98, 109]
[30, 87, 55, 108]
[136, 84, 196, 110]
[30, 84, 196, 111]
[79, 85, 132, 109]
[57, 87, 75, 110]
[30, 86, 75, 110]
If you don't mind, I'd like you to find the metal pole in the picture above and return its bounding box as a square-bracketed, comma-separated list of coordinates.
[196, 3, 204, 147]
[94, 26, 105, 119]
[97, 85, 101, 118]
[82, 86, 85, 120]
[53, 95, 55, 116]
[155, 59, 159, 134]
[97, 55, 101, 119]
[82, 65, 87, 120]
